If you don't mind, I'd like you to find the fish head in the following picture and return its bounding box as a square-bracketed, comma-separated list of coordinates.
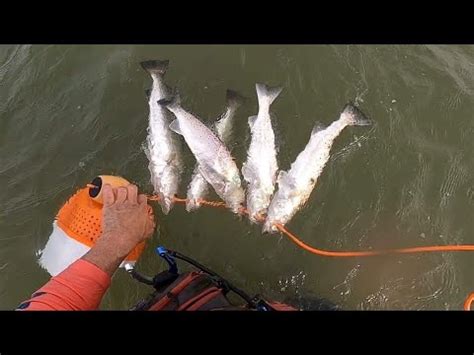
[185, 198, 200, 212]
[226, 187, 245, 213]
[156, 165, 181, 215]
[224, 173, 245, 213]
[262, 220, 278, 234]
[160, 196, 173, 215]
[263, 187, 302, 234]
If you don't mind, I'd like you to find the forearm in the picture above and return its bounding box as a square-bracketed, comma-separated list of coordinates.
[82, 232, 130, 277]
[17, 258, 111, 311]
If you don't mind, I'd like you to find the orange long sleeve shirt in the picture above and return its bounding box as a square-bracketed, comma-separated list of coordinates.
[17, 259, 111, 310]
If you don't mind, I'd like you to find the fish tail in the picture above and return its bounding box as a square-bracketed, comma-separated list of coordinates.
[342, 103, 372, 126]
[226, 89, 246, 110]
[256, 83, 283, 108]
[140, 59, 169, 77]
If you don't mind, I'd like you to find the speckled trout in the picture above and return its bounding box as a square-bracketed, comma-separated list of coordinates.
[264, 104, 371, 233]
[242, 83, 282, 223]
[159, 95, 245, 213]
[186, 89, 244, 211]
[141, 59, 182, 215]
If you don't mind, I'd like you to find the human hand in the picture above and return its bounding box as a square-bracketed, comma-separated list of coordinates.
[99, 183, 155, 258]
[82, 183, 155, 276]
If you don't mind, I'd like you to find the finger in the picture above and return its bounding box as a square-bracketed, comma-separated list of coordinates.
[112, 187, 119, 201]
[138, 194, 147, 205]
[151, 212, 157, 227]
[146, 205, 155, 222]
[102, 184, 115, 206]
[148, 211, 155, 224]
[146, 216, 156, 238]
[116, 186, 128, 204]
[126, 184, 138, 205]
[146, 204, 153, 215]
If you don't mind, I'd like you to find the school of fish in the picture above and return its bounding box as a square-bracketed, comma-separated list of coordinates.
[141, 59, 372, 233]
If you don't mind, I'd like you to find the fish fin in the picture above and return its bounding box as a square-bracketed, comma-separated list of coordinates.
[198, 165, 225, 192]
[241, 162, 252, 181]
[158, 92, 181, 110]
[277, 170, 296, 189]
[311, 122, 326, 135]
[276, 170, 286, 185]
[226, 89, 246, 110]
[165, 152, 178, 164]
[248, 115, 258, 129]
[242, 163, 259, 187]
[342, 103, 372, 126]
[256, 83, 283, 107]
[169, 120, 183, 135]
[145, 88, 152, 99]
[140, 60, 169, 76]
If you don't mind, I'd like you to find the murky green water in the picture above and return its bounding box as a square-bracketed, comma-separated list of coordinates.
[1, 45, 474, 310]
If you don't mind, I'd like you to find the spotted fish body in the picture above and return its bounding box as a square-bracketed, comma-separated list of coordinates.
[141, 60, 182, 215]
[241, 83, 282, 223]
[263, 104, 372, 233]
[186, 90, 244, 211]
[159, 95, 245, 213]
